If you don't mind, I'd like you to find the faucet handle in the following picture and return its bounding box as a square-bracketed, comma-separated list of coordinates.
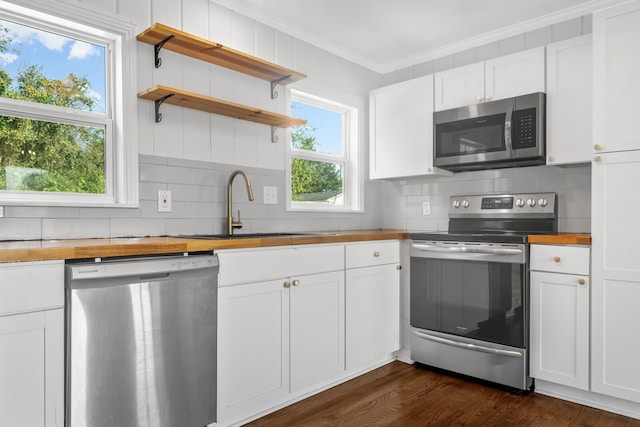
[233, 210, 243, 229]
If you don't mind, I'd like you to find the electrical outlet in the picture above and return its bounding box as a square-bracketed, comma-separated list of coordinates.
[158, 190, 172, 212]
[422, 201, 431, 216]
[264, 186, 278, 205]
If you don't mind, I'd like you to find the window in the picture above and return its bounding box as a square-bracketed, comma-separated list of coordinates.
[0, 0, 137, 206]
[287, 90, 361, 212]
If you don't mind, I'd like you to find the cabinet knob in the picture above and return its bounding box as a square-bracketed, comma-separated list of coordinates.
[594, 143, 603, 151]
[594, 155, 602, 163]
[283, 281, 291, 288]
[485, 95, 491, 101]
[476, 96, 482, 102]
[373, 251, 380, 258]
[397, 264, 402, 270]
[293, 279, 300, 286]
[578, 278, 586, 285]
[553, 256, 561, 263]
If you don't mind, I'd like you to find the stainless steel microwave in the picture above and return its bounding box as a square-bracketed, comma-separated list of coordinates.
[433, 92, 545, 172]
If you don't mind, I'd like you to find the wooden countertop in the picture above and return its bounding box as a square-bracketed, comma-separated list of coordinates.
[0, 229, 410, 263]
[528, 233, 591, 245]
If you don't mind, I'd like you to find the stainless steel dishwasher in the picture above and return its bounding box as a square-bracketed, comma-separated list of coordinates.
[65, 253, 218, 427]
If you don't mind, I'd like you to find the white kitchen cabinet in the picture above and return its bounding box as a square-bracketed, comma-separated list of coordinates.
[434, 46, 545, 111]
[217, 245, 345, 424]
[591, 150, 640, 403]
[0, 260, 64, 427]
[345, 241, 400, 372]
[530, 245, 590, 390]
[369, 75, 451, 179]
[591, 0, 640, 403]
[546, 35, 592, 165]
[593, 0, 640, 154]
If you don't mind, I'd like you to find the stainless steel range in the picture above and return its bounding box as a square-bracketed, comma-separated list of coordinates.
[409, 192, 557, 390]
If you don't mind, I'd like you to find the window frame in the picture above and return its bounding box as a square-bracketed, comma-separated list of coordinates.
[0, 0, 138, 207]
[286, 89, 362, 213]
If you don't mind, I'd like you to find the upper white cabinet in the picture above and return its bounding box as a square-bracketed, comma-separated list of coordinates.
[592, 0, 640, 403]
[434, 46, 546, 111]
[530, 244, 590, 390]
[369, 75, 451, 179]
[0, 260, 64, 427]
[546, 35, 592, 165]
[593, 1, 640, 154]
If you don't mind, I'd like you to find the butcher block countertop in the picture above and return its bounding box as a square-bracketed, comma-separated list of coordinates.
[528, 233, 591, 245]
[0, 229, 409, 263]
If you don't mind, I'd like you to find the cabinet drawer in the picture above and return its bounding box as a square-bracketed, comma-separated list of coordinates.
[346, 240, 400, 269]
[0, 260, 64, 316]
[530, 245, 590, 275]
[218, 244, 344, 286]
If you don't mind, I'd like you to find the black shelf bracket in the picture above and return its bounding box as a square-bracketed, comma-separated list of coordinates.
[270, 75, 292, 99]
[154, 93, 175, 122]
[154, 35, 175, 68]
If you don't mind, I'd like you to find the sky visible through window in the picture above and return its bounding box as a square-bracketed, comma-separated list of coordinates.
[0, 18, 106, 112]
[291, 101, 342, 155]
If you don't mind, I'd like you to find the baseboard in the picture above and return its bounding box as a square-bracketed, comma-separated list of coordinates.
[535, 379, 640, 420]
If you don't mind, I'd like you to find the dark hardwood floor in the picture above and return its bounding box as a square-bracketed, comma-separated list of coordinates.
[246, 361, 640, 426]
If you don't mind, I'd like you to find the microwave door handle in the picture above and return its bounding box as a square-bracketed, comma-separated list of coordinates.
[505, 107, 514, 158]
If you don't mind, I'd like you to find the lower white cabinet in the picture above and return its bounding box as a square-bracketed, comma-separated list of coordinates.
[345, 241, 400, 372]
[530, 245, 590, 390]
[217, 245, 345, 424]
[0, 260, 64, 427]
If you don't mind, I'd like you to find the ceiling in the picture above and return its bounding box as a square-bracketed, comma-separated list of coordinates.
[211, 0, 626, 74]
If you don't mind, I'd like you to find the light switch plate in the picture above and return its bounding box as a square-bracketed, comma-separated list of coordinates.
[422, 201, 431, 216]
[264, 186, 278, 205]
[158, 190, 172, 212]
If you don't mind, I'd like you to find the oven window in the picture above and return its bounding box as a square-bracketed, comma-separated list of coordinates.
[435, 113, 506, 157]
[410, 257, 525, 348]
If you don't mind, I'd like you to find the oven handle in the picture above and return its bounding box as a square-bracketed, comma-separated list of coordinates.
[412, 330, 524, 358]
[411, 243, 523, 256]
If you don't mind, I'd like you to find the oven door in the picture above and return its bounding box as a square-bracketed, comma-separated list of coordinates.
[410, 240, 527, 348]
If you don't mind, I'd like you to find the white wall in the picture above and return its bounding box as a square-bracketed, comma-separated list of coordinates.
[0, 0, 383, 240]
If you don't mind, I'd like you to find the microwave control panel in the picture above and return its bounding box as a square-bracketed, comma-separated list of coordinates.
[511, 108, 537, 149]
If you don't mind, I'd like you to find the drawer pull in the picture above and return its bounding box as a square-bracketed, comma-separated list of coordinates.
[578, 278, 586, 285]
[283, 281, 291, 288]
[553, 256, 561, 263]
[397, 265, 402, 270]
[293, 279, 300, 286]
[373, 251, 380, 257]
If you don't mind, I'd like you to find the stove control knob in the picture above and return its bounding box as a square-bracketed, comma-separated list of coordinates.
[452, 200, 460, 208]
[461, 200, 470, 208]
[538, 198, 548, 207]
[527, 198, 536, 207]
[516, 198, 525, 208]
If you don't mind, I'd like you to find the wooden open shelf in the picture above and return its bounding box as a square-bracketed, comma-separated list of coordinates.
[138, 85, 307, 128]
[137, 23, 306, 85]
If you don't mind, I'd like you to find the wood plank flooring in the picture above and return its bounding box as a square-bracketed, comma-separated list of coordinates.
[246, 362, 640, 426]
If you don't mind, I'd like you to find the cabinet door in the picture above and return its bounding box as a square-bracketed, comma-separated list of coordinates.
[594, 1, 640, 153]
[546, 36, 592, 165]
[592, 150, 640, 402]
[484, 46, 546, 102]
[434, 62, 484, 111]
[369, 75, 441, 179]
[217, 279, 290, 422]
[530, 271, 589, 390]
[0, 309, 64, 427]
[346, 263, 400, 372]
[290, 271, 345, 392]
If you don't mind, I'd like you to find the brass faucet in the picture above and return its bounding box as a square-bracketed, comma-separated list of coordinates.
[227, 170, 254, 236]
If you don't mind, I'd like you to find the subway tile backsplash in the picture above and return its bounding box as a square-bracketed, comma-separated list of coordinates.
[381, 164, 591, 234]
